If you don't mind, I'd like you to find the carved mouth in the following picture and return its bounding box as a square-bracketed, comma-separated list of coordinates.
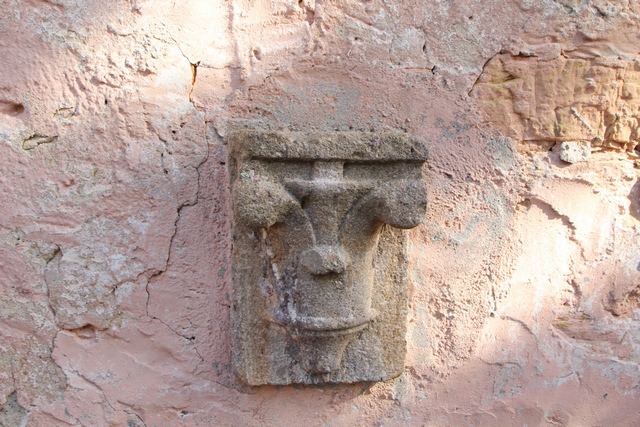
[268, 311, 377, 336]
[269, 313, 375, 375]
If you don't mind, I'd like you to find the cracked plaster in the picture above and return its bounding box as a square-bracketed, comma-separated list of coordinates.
[1, 0, 640, 425]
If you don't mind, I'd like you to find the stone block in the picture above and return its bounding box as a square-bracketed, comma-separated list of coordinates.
[229, 131, 428, 385]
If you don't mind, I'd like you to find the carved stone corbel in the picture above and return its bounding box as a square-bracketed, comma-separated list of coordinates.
[230, 131, 428, 385]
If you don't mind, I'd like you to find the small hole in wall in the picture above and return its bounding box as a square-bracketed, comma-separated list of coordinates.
[104, 98, 108, 105]
[422, 43, 427, 54]
[0, 101, 25, 116]
[300, 196, 310, 210]
[71, 324, 97, 339]
[516, 198, 532, 211]
[468, 15, 473, 20]
[220, 161, 226, 165]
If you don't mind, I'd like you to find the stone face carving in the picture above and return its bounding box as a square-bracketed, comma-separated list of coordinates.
[230, 131, 428, 385]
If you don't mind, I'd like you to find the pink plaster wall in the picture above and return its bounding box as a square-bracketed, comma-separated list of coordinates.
[1, 0, 640, 425]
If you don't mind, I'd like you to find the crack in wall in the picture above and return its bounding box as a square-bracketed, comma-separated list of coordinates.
[189, 61, 200, 107]
[44, 248, 62, 333]
[144, 116, 211, 365]
[168, 34, 201, 110]
[526, 197, 588, 265]
[500, 315, 535, 337]
[150, 316, 205, 363]
[55, 347, 148, 427]
[122, 407, 148, 427]
[468, 51, 499, 96]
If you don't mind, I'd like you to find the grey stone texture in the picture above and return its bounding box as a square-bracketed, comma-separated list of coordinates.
[230, 131, 428, 385]
[0, 393, 26, 427]
[559, 141, 590, 164]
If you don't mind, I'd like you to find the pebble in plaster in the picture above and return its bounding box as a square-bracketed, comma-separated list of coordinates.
[559, 141, 590, 164]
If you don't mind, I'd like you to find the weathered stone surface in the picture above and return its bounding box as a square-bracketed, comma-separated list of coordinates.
[473, 49, 640, 153]
[559, 141, 590, 163]
[230, 131, 427, 384]
[0, 393, 26, 427]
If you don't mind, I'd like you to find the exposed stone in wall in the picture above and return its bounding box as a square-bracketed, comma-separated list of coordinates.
[0, 393, 27, 427]
[473, 47, 640, 154]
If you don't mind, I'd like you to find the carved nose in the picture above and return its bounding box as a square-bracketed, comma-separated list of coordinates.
[299, 245, 351, 275]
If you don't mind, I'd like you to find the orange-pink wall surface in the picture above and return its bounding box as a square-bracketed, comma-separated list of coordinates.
[1, 1, 640, 425]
